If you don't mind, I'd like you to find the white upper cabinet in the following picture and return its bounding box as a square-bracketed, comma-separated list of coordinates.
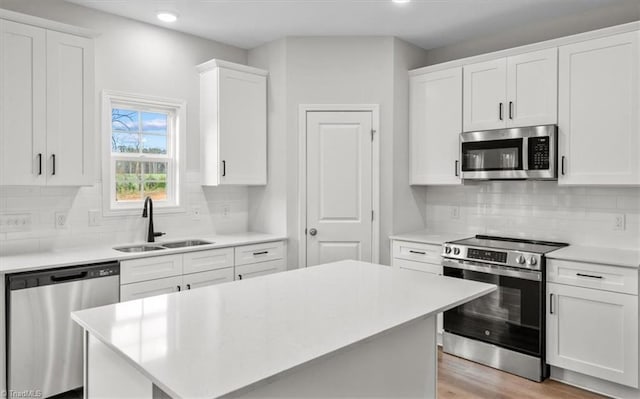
[463, 48, 557, 132]
[199, 59, 267, 186]
[0, 18, 94, 186]
[463, 58, 507, 131]
[507, 49, 558, 127]
[0, 20, 46, 186]
[410, 67, 462, 185]
[558, 32, 639, 185]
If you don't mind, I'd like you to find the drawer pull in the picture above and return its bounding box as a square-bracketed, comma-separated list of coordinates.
[253, 251, 269, 256]
[409, 250, 426, 255]
[576, 273, 603, 279]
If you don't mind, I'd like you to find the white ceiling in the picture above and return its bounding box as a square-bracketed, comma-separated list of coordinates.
[66, 0, 622, 50]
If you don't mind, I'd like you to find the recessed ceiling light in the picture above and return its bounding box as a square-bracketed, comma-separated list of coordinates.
[157, 11, 178, 23]
[392, 0, 411, 3]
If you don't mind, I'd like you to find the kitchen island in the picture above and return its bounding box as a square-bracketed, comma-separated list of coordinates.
[72, 260, 495, 398]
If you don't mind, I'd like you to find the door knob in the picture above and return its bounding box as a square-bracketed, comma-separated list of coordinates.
[309, 228, 317, 236]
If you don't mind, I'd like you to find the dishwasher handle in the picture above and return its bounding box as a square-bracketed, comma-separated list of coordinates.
[50, 271, 88, 283]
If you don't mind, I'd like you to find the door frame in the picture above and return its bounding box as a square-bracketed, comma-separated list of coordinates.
[298, 104, 380, 268]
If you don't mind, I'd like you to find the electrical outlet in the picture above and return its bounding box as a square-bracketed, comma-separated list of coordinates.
[55, 211, 68, 229]
[88, 210, 101, 226]
[613, 213, 626, 231]
[451, 206, 460, 219]
[0, 213, 32, 232]
[192, 206, 202, 220]
[222, 204, 231, 218]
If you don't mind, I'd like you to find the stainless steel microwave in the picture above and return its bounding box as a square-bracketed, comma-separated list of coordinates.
[460, 125, 557, 180]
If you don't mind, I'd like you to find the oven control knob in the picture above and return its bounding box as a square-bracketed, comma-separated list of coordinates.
[528, 256, 538, 266]
[453, 247, 460, 255]
[444, 246, 452, 254]
[516, 255, 526, 264]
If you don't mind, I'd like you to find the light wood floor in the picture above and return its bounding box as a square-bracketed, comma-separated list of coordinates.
[438, 350, 606, 399]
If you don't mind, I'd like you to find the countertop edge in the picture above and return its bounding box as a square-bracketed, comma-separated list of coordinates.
[0, 234, 288, 274]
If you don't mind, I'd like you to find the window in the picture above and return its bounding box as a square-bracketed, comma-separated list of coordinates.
[102, 91, 186, 214]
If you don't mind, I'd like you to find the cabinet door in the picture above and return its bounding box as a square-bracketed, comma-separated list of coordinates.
[558, 32, 639, 185]
[235, 259, 286, 280]
[0, 20, 46, 185]
[183, 268, 234, 290]
[183, 248, 234, 274]
[506, 48, 558, 127]
[120, 276, 182, 302]
[120, 254, 183, 285]
[410, 68, 462, 185]
[547, 282, 638, 387]
[45, 30, 94, 186]
[463, 58, 507, 132]
[218, 67, 267, 185]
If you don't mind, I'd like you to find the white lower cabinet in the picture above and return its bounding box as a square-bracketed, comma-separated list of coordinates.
[391, 240, 444, 340]
[183, 268, 234, 290]
[546, 259, 639, 388]
[119, 241, 287, 301]
[120, 276, 183, 302]
[236, 259, 286, 280]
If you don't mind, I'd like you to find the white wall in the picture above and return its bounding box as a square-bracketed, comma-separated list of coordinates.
[425, 182, 640, 250]
[0, 1, 250, 254]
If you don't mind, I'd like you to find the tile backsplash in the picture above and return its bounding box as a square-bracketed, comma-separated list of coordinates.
[0, 172, 249, 255]
[425, 181, 640, 249]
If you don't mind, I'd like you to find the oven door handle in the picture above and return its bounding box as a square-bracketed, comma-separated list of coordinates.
[442, 258, 541, 281]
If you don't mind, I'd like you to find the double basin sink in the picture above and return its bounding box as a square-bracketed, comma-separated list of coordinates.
[114, 240, 213, 253]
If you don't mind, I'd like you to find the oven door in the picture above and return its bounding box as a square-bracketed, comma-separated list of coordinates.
[443, 259, 542, 357]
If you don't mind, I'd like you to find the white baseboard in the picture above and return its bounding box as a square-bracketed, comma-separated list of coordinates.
[551, 366, 640, 399]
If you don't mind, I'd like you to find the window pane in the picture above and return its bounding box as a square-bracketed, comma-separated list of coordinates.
[112, 132, 140, 153]
[142, 134, 167, 154]
[112, 109, 139, 132]
[143, 162, 168, 201]
[141, 112, 167, 134]
[115, 161, 142, 202]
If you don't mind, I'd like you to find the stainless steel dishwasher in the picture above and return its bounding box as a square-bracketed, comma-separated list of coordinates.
[6, 261, 120, 398]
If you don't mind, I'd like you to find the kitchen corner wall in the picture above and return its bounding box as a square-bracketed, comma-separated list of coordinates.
[425, 182, 640, 250]
[0, 0, 250, 255]
[248, 37, 429, 267]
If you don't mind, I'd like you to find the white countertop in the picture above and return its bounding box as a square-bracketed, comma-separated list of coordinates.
[388, 230, 467, 246]
[547, 245, 640, 269]
[0, 232, 287, 274]
[72, 260, 495, 399]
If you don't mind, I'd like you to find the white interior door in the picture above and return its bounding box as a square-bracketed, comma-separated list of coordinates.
[306, 111, 373, 267]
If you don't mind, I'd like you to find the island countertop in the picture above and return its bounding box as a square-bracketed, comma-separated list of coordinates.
[72, 260, 495, 399]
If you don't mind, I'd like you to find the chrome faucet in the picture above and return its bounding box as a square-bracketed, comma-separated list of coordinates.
[142, 196, 165, 242]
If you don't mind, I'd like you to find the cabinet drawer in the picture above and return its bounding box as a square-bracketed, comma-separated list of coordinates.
[235, 259, 286, 280]
[392, 240, 442, 265]
[120, 276, 182, 302]
[183, 248, 234, 274]
[394, 258, 442, 275]
[183, 268, 234, 290]
[235, 241, 284, 266]
[121, 254, 183, 284]
[547, 259, 638, 295]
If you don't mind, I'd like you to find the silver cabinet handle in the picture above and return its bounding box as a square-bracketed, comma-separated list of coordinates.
[309, 228, 317, 236]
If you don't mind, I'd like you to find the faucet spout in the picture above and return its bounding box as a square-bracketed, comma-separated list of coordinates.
[142, 196, 164, 242]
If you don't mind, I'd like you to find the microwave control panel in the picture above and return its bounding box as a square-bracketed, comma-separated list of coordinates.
[528, 136, 550, 170]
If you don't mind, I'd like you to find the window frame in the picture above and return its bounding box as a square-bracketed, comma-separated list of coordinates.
[102, 90, 186, 216]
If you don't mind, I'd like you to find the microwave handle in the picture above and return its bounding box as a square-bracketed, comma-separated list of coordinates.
[522, 137, 529, 171]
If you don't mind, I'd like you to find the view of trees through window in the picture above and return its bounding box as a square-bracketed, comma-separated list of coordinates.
[112, 108, 170, 201]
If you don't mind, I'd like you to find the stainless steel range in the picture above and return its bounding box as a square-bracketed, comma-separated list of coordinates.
[441, 235, 568, 381]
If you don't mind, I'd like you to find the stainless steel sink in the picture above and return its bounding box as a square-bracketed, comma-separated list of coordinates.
[114, 245, 167, 253]
[160, 240, 213, 249]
